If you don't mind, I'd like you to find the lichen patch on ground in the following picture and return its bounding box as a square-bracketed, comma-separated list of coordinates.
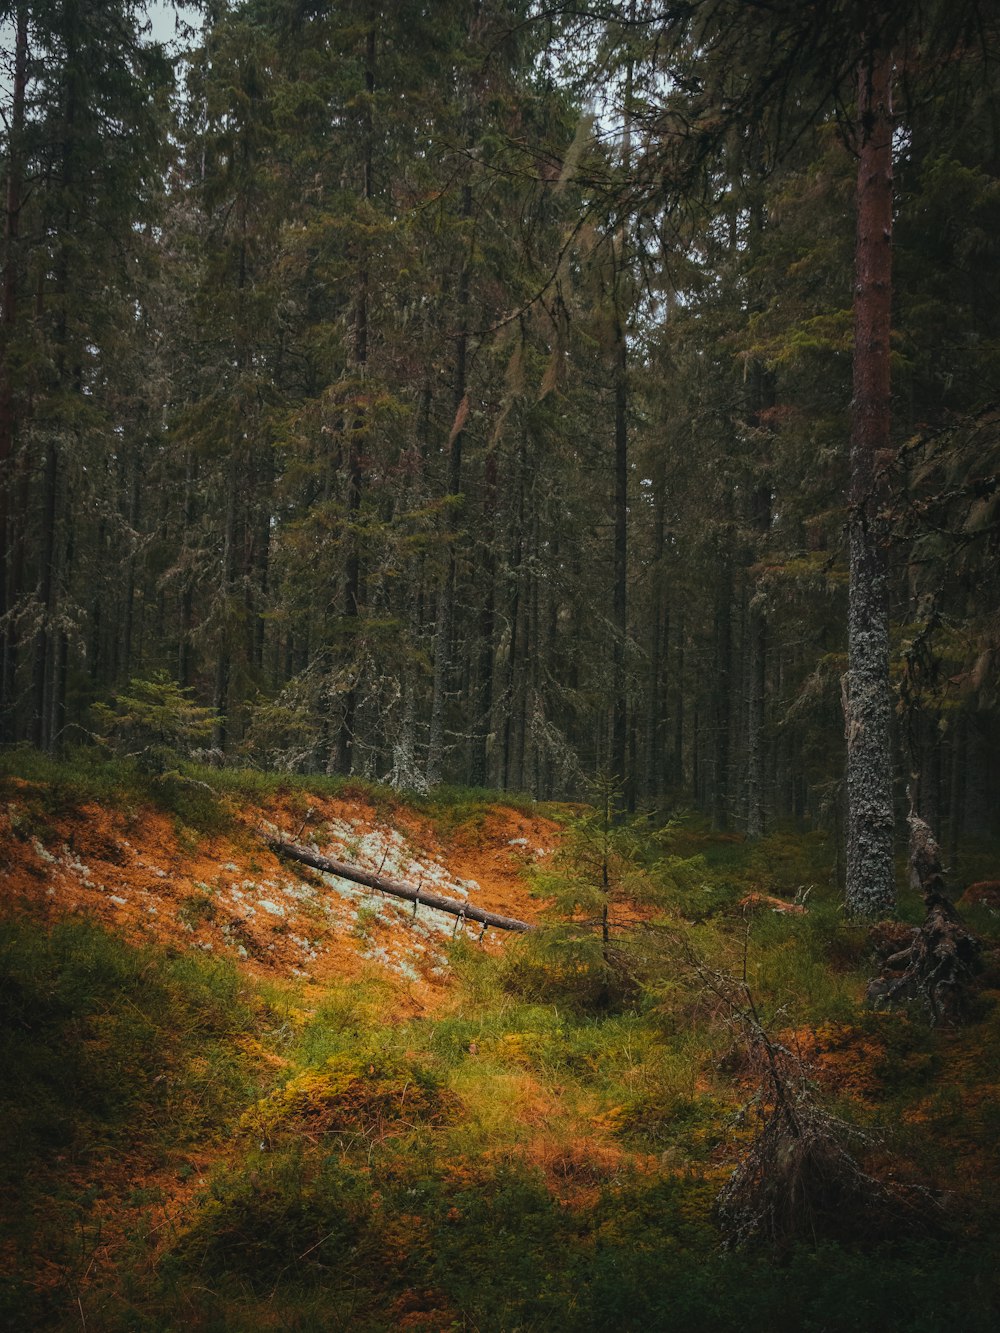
[0, 784, 561, 1010]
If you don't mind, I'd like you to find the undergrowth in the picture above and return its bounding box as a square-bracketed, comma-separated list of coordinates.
[2, 768, 999, 1330]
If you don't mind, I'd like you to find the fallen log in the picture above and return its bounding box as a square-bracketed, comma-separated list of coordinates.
[264, 834, 535, 934]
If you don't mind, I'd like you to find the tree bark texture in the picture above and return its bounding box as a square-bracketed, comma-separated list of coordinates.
[845, 49, 896, 918]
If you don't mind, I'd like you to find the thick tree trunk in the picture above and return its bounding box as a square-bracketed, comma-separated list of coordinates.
[845, 50, 895, 918]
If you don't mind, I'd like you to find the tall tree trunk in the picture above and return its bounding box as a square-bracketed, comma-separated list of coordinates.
[844, 48, 895, 918]
[32, 440, 60, 750]
[212, 448, 241, 751]
[946, 716, 965, 876]
[178, 452, 197, 688]
[673, 610, 684, 788]
[426, 179, 472, 786]
[0, 5, 28, 741]
[610, 24, 634, 792]
[501, 436, 525, 791]
[645, 489, 666, 800]
[712, 532, 733, 831]
[745, 601, 767, 838]
[470, 446, 497, 788]
[50, 511, 74, 751]
[338, 22, 375, 775]
[33, 6, 82, 752]
[746, 480, 770, 839]
[611, 292, 628, 788]
[119, 449, 141, 683]
[250, 444, 273, 677]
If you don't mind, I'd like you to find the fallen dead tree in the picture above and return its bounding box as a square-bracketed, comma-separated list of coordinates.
[264, 834, 535, 934]
[866, 812, 981, 1023]
[683, 936, 926, 1246]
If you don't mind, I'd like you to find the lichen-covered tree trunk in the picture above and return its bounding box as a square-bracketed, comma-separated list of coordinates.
[845, 49, 895, 918]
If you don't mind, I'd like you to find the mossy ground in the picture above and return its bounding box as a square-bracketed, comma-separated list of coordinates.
[1, 759, 999, 1330]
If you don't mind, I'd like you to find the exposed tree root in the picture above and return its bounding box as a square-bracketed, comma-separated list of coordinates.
[866, 814, 981, 1024]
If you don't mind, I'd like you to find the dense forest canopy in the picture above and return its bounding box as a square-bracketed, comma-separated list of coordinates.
[2, 0, 999, 902]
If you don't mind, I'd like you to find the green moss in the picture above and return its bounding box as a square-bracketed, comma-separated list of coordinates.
[244, 1054, 460, 1144]
[3, 778, 1000, 1331]
[176, 1145, 373, 1292]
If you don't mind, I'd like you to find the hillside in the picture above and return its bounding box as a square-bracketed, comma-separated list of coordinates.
[1, 776, 559, 1011]
[2, 762, 999, 1330]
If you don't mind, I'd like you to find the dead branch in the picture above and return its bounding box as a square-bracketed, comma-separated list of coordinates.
[681, 937, 921, 1246]
[265, 834, 534, 934]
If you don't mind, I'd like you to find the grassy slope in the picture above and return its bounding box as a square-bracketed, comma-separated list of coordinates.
[1, 754, 999, 1331]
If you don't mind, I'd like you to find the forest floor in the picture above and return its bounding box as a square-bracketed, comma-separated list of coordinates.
[2, 753, 999, 1331]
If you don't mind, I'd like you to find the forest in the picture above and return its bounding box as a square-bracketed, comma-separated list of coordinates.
[1, 1, 999, 1329]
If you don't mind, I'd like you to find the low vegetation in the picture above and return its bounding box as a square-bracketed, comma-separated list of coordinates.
[1, 760, 999, 1330]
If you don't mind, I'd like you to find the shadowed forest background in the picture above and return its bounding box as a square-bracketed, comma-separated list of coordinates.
[1, 0, 997, 849]
[2, 2, 1000, 1330]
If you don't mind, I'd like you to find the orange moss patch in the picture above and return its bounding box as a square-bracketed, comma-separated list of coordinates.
[958, 881, 1000, 912]
[0, 785, 562, 1012]
[737, 891, 807, 915]
[527, 1134, 632, 1207]
[433, 804, 562, 929]
[779, 1023, 889, 1099]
